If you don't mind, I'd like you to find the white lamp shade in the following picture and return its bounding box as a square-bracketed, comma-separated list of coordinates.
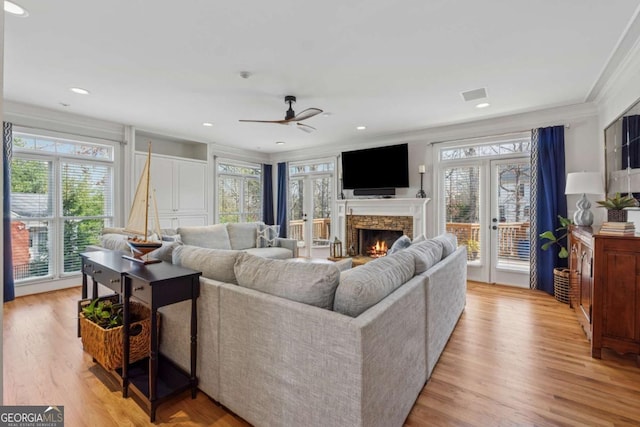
[565, 172, 605, 195]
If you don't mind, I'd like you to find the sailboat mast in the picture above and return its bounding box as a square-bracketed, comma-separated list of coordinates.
[144, 142, 151, 241]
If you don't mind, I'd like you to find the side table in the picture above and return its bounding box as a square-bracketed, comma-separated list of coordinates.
[80, 251, 201, 422]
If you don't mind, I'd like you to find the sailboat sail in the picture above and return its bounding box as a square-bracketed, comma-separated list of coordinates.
[123, 144, 162, 241]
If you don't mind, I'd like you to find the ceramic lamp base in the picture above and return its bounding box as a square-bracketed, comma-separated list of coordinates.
[573, 193, 594, 226]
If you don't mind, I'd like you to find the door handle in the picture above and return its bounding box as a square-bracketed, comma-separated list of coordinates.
[492, 225, 497, 230]
[303, 213, 308, 222]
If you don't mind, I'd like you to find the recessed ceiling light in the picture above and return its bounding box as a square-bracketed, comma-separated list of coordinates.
[70, 87, 90, 95]
[322, 112, 331, 117]
[356, 126, 366, 131]
[5, 1, 28, 17]
[202, 122, 213, 127]
[476, 102, 490, 109]
[275, 141, 285, 145]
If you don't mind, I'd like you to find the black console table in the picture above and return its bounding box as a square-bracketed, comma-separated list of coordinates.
[80, 251, 201, 422]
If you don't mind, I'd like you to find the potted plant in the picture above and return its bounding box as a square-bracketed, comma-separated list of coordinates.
[466, 238, 480, 260]
[596, 192, 638, 222]
[539, 215, 572, 258]
[539, 215, 572, 303]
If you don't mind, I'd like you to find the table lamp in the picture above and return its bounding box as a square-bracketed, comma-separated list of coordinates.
[564, 172, 605, 226]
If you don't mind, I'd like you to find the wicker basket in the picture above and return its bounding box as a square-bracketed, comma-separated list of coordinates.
[553, 268, 570, 304]
[79, 297, 157, 370]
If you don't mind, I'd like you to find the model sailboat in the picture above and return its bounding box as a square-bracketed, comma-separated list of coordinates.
[123, 142, 163, 264]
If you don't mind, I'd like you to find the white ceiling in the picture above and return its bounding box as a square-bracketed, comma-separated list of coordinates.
[5, 1, 640, 153]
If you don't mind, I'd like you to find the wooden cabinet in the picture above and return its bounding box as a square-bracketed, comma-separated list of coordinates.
[569, 226, 594, 341]
[592, 234, 640, 362]
[134, 153, 209, 228]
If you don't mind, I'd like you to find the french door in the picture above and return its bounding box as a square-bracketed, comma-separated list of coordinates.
[441, 156, 530, 287]
[288, 161, 334, 258]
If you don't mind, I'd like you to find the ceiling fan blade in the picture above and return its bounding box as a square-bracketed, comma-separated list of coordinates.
[297, 123, 316, 133]
[239, 119, 286, 124]
[291, 108, 323, 122]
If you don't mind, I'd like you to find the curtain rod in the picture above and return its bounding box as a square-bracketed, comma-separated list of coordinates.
[428, 124, 570, 146]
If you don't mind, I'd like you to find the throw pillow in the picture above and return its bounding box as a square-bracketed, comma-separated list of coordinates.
[256, 225, 280, 248]
[432, 233, 458, 259]
[387, 235, 412, 255]
[412, 234, 426, 244]
[333, 250, 416, 317]
[177, 224, 232, 250]
[172, 245, 241, 284]
[234, 253, 340, 309]
[406, 239, 444, 274]
[149, 241, 182, 263]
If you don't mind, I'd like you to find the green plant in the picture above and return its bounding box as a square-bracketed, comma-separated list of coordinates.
[596, 192, 638, 210]
[539, 215, 572, 258]
[81, 298, 123, 329]
[465, 239, 480, 253]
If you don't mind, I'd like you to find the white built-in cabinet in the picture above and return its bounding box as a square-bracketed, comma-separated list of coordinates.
[134, 153, 209, 229]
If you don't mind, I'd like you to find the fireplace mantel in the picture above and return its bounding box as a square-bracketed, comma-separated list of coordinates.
[335, 198, 430, 242]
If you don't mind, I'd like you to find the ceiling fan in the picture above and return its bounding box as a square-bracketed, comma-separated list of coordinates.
[239, 95, 323, 133]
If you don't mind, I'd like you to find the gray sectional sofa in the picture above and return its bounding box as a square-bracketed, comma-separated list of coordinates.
[158, 233, 467, 427]
[93, 221, 298, 260]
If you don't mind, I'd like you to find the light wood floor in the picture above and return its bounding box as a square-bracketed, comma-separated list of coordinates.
[4, 282, 640, 426]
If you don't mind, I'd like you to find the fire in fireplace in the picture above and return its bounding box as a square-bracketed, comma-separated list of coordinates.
[357, 228, 403, 257]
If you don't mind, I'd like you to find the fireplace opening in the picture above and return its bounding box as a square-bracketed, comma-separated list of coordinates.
[357, 228, 403, 257]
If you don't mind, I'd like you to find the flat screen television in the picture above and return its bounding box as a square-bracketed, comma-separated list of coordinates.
[341, 143, 409, 195]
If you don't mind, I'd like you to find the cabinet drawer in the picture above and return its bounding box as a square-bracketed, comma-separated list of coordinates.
[84, 262, 121, 294]
[131, 281, 152, 305]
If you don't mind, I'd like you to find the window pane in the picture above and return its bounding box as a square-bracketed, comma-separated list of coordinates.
[444, 166, 481, 261]
[62, 162, 113, 217]
[11, 159, 53, 218]
[245, 178, 261, 220]
[219, 176, 240, 222]
[496, 162, 531, 266]
[63, 219, 106, 273]
[11, 219, 50, 281]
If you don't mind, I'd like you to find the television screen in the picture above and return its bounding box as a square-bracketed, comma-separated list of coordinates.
[341, 143, 409, 190]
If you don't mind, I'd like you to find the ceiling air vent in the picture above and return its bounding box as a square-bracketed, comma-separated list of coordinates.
[461, 88, 488, 102]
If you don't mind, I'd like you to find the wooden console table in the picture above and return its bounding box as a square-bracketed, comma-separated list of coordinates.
[80, 251, 201, 422]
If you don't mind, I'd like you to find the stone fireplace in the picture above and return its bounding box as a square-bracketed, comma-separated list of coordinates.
[336, 198, 430, 257]
[347, 215, 412, 256]
[358, 228, 404, 257]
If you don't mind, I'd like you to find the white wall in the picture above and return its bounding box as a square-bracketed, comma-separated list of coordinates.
[273, 102, 601, 236]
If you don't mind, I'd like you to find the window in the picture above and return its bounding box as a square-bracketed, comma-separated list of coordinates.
[217, 160, 262, 223]
[10, 132, 115, 283]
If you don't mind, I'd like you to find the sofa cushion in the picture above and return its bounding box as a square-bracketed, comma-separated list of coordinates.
[177, 224, 232, 250]
[244, 247, 293, 259]
[412, 234, 426, 244]
[256, 224, 280, 248]
[333, 250, 416, 317]
[387, 235, 412, 255]
[149, 241, 182, 263]
[234, 253, 340, 310]
[227, 222, 262, 250]
[407, 239, 443, 274]
[432, 233, 458, 259]
[100, 233, 130, 252]
[172, 245, 241, 284]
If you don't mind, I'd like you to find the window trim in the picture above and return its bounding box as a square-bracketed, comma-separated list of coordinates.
[215, 158, 262, 223]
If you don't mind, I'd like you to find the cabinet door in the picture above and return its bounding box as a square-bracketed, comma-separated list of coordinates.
[579, 245, 593, 324]
[176, 160, 207, 213]
[135, 153, 175, 214]
[601, 251, 637, 341]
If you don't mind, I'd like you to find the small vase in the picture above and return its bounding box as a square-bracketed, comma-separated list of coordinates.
[607, 209, 627, 222]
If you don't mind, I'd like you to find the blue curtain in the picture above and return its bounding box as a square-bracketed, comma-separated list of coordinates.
[3, 122, 15, 302]
[276, 162, 287, 238]
[535, 125, 567, 295]
[622, 114, 640, 169]
[262, 164, 274, 225]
